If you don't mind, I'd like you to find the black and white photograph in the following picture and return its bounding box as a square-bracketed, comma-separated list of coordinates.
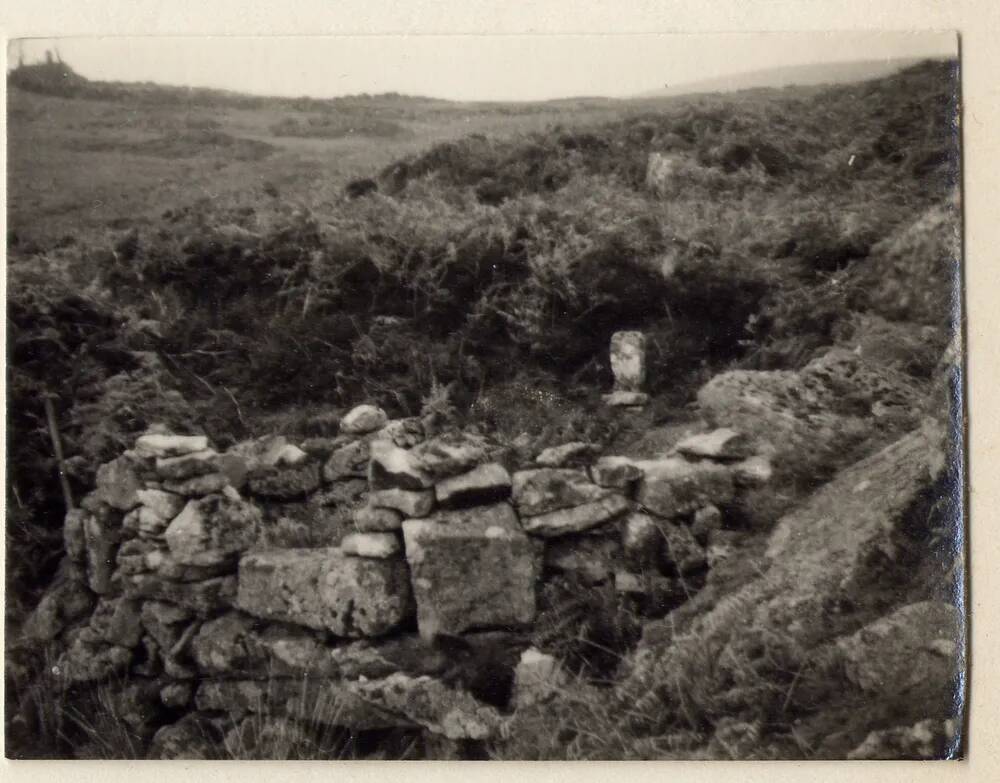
[4, 29, 965, 761]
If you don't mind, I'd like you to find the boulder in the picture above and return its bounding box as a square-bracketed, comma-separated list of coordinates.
[520, 494, 630, 538]
[674, 428, 752, 460]
[369, 487, 435, 518]
[610, 331, 647, 391]
[341, 532, 401, 559]
[237, 548, 413, 637]
[259, 498, 353, 549]
[341, 404, 389, 435]
[164, 494, 262, 566]
[636, 456, 734, 518]
[512, 468, 610, 517]
[435, 462, 511, 508]
[402, 503, 538, 636]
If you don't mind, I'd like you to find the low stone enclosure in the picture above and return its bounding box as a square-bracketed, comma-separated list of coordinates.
[32, 398, 774, 752]
[11, 331, 966, 759]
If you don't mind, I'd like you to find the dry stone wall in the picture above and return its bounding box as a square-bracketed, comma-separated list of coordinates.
[34, 393, 775, 756]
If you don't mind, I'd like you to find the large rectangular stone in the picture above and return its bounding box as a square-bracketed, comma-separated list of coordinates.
[402, 503, 538, 637]
[236, 548, 413, 638]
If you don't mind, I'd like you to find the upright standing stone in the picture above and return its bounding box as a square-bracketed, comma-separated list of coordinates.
[610, 331, 647, 392]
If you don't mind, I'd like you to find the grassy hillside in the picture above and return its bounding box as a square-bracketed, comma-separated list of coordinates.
[6, 56, 960, 666]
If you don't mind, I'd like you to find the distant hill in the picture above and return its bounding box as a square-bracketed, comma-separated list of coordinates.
[637, 57, 939, 99]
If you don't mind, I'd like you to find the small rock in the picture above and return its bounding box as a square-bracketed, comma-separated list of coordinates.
[369, 440, 434, 490]
[214, 453, 250, 489]
[323, 438, 372, 481]
[147, 714, 217, 760]
[160, 682, 193, 709]
[513, 648, 567, 708]
[621, 513, 662, 572]
[376, 417, 426, 448]
[369, 487, 435, 518]
[136, 488, 186, 520]
[125, 574, 237, 614]
[512, 468, 611, 517]
[589, 456, 643, 490]
[94, 456, 143, 511]
[535, 442, 597, 468]
[847, 718, 960, 760]
[246, 461, 321, 500]
[691, 505, 723, 542]
[636, 456, 734, 518]
[164, 473, 231, 496]
[155, 449, 219, 480]
[435, 462, 511, 508]
[273, 444, 309, 466]
[408, 433, 489, 480]
[341, 404, 389, 435]
[660, 522, 707, 576]
[732, 455, 774, 487]
[602, 391, 650, 407]
[354, 504, 404, 532]
[674, 428, 752, 460]
[520, 494, 630, 538]
[134, 434, 209, 459]
[164, 494, 262, 566]
[341, 532, 401, 559]
[543, 534, 619, 584]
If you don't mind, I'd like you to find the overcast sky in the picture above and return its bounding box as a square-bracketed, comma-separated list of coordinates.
[9, 32, 957, 102]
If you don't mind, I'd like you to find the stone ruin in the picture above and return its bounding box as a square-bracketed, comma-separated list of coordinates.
[17, 393, 774, 757]
[11, 328, 966, 759]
